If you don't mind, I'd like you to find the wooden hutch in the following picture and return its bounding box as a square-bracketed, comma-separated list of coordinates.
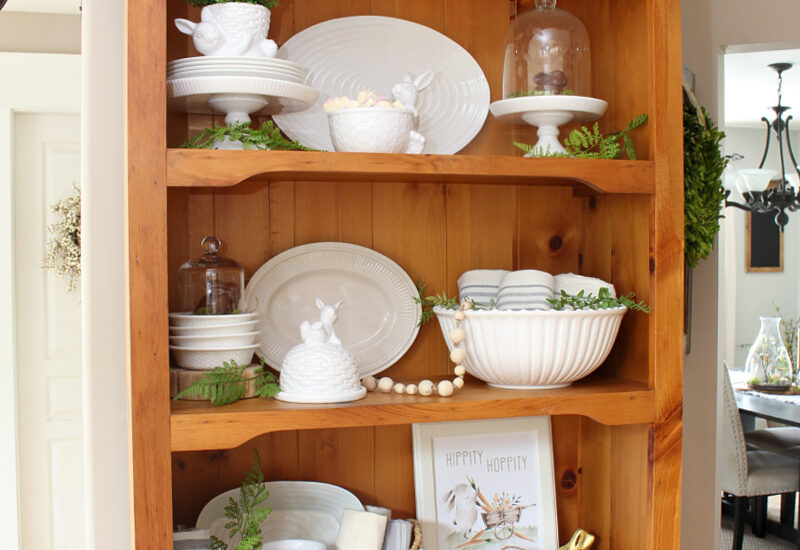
[125, 0, 683, 548]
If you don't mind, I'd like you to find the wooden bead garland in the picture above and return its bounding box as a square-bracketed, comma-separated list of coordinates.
[362, 301, 470, 397]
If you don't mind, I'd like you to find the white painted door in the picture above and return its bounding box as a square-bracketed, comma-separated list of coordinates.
[13, 112, 84, 549]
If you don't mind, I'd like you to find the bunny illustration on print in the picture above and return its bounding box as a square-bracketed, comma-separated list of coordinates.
[391, 70, 436, 118]
[174, 3, 278, 57]
[441, 483, 478, 536]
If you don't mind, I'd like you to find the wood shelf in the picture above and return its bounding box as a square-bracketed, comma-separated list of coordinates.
[166, 149, 655, 193]
[170, 375, 655, 452]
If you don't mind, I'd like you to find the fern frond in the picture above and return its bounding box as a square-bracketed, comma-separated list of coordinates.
[173, 360, 249, 406]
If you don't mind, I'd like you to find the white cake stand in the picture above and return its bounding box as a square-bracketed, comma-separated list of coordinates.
[167, 75, 318, 149]
[490, 95, 608, 156]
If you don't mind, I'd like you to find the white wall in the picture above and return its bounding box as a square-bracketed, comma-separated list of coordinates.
[681, 0, 800, 548]
[81, 0, 130, 548]
[724, 127, 800, 366]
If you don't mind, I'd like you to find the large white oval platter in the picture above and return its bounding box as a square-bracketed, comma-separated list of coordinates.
[245, 242, 421, 377]
[272, 15, 490, 154]
[196, 481, 364, 549]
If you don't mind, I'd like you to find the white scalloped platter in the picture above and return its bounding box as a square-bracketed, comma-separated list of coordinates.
[272, 15, 490, 154]
[196, 481, 364, 549]
[244, 242, 421, 377]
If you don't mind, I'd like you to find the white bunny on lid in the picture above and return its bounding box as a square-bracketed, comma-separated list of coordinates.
[276, 298, 367, 403]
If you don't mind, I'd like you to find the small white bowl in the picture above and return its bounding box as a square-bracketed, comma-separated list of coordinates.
[328, 107, 425, 153]
[262, 540, 325, 550]
[168, 311, 259, 327]
[169, 320, 259, 336]
[169, 344, 258, 370]
[169, 331, 258, 349]
[435, 306, 626, 389]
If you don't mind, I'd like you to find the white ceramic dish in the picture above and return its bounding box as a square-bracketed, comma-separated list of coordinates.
[169, 56, 305, 71]
[196, 481, 363, 549]
[434, 306, 626, 388]
[169, 311, 259, 327]
[328, 107, 424, 153]
[166, 76, 319, 116]
[169, 320, 259, 336]
[244, 242, 420, 377]
[169, 343, 258, 370]
[169, 331, 258, 349]
[262, 540, 325, 550]
[168, 68, 305, 82]
[272, 15, 490, 154]
[489, 95, 608, 124]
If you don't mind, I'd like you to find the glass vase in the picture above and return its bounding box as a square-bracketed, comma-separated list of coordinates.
[745, 316, 793, 389]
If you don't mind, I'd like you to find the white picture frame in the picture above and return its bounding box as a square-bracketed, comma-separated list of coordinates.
[412, 416, 558, 550]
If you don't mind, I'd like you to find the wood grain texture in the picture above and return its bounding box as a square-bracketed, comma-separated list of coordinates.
[552, 416, 580, 543]
[579, 418, 612, 549]
[166, 150, 656, 193]
[518, 186, 582, 274]
[127, 0, 172, 547]
[170, 376, 655, 451]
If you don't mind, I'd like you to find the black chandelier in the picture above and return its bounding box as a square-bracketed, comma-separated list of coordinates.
[725, 62, 800, 230]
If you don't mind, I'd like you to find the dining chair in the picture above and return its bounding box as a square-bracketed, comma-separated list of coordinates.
[721, 365, 800, 550]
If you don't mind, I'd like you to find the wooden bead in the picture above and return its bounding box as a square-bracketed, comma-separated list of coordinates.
[449, 327, 466, 344]
[450, 348, 467, 364]
[418, 380, 434, 396]
[437, 380, 454, 397]
[377, 376, 394, 392]
[406, 384, 417, 395]
[454, 311, 465, 321]
[453, 376, 465, 389]
[454, 365, 466, 377]
[461, 301, 473, 310]
[393, 382, 406, 394]
[362, 376, 377, 391]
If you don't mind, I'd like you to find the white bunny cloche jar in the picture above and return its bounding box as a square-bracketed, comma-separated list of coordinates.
[175, 1, 278, 58]
[328, 108, 426, 154]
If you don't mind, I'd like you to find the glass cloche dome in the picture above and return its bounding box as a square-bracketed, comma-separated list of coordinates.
[178, 235, 245, 315]
[502, 0, 591, 99]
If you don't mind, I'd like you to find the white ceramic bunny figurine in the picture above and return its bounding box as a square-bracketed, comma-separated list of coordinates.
[174, 4, 278, 57]
[299, 298, 342, 345]
[391, 70, 435, 118]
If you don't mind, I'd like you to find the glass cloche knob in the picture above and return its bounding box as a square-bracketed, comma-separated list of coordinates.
[178, 235, 246, 315]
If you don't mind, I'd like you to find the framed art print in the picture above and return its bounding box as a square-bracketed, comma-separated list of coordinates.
[412, 416, 558, 550]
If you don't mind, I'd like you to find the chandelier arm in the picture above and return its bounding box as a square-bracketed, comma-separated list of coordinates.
[776, 115, 789, 189]
[785, 116, 800, 180]
[758, 117, 772, 169]
[725, 199, 758, 212]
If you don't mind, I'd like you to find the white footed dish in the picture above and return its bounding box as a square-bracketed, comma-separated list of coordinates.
[169, 344, 258, 370]
[169, 311, 259, 327]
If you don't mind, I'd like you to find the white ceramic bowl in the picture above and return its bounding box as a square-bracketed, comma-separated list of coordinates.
[262, 540, 325, 550]
[327, 107, 424, 153]
[169, 331, 259, 349]
[169, 344, 258, 370]
[434, 306, 627, 389]
[168, 311, 259, 327]
[169, 320, 259, 336]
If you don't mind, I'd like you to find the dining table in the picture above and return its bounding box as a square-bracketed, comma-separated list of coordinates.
[735, 381, 800, 547]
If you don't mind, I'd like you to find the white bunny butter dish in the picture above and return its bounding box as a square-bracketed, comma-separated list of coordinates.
[175, 2, 278, 57]
[276, 298, 367, 403]
[324, 71, 435, 154]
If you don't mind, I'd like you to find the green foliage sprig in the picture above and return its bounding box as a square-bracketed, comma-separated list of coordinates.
[182, 122, 313, 151]
[42, 183, 81, 292]
[173, 358, 279, 406]
[514, 114, 647, 160]
[547, 288, 651, 313]
[210, 449, 271, 550]
[683, 85, 727, 269]
[413, 281, 494, 326]
[188, 0, 279, 8]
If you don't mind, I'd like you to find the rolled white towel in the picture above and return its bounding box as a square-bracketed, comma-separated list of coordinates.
[496, 269, 555, 311]
[457, 269, 508, 305]
[554, 273, 616, 298]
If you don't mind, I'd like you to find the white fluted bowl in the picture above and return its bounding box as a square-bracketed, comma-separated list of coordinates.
[169, 311, 259, 327]
[169, 344, 258, 370]
[434, 306, 627, 389]
[169, 331, 258, 349]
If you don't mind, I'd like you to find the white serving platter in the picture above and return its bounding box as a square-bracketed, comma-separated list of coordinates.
[272, 15, 490, 154]
[196, 481, 364, 549]
[244, 242, 421, 377]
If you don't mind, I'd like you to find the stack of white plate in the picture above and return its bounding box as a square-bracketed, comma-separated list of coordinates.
[167, 56, 307, 83]
[169, 311, 260, 370]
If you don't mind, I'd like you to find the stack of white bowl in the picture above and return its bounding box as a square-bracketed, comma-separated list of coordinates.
[169, 312, 260, 370]
[167, 56, 308, 85]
